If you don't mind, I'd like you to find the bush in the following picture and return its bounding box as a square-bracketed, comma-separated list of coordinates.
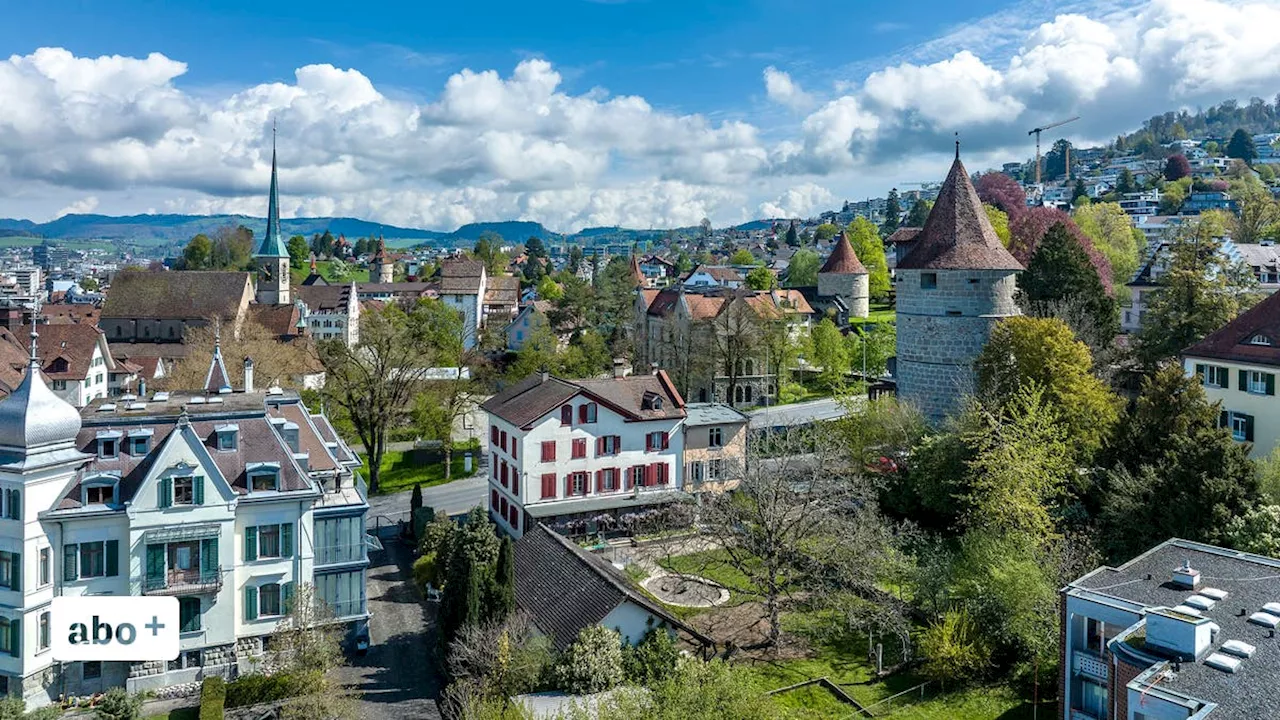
[199, 677, 226, 720]
[225, 672, 321, 708]
[95, 688, 143, 720]
[413, 551, 439, 590]
[919, 609, 990, 686]
[553, 625, 624, 694]
[22, 707, 62, 720]
[623, 627, 680, 685]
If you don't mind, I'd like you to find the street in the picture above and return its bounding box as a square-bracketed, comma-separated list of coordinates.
[747, 397, 851, 429]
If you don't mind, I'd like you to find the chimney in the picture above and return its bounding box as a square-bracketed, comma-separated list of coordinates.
[650, 362, 660, 376]
[540, 369, 549, 383]
[1172, 561, 1201, 590]
[612, 358, 632, 379]
[243, 357, 255, 393]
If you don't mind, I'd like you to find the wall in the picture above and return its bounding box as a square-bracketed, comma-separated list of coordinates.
[600, 601, 665, 647]
[1184, 356, 1278, 459]
[817, 272, 870, 319]
[683, 420, 747, 492]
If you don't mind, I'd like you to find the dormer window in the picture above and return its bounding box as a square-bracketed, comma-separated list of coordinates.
[642, 393, 663, 411]
[95, 431, 121, 459]
[247, 463, 281, 493]
[83, 478, 116, 506]
[1248, 333, 1273, 346]
[128, 429, 153, 455]
[215, 425, 239, 451]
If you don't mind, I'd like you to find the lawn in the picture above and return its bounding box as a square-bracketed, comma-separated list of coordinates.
[361, 446, 473, 495]
[143, 708, 198, 720]
[290, 259, 371, 285]
[658, 548, 763, 606]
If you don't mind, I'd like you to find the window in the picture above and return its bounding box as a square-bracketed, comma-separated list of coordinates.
[572, 438, 587, 459]
[920, 272, 938, 289]
[509, 506, 519, 531]
[510, 441, 516, 460]
[689, 461, 705, 483]
[500, 461, 508, 487]
[560, 405, 573, 426]
[580, 403, 598, 423]
[653, 463, 668, 485]
[499, 497, 508, 517]
[1079, 680, 1106, 719]
[1231, 412, 1255, 442]
[85, 485, 114, 505]
[600, 468, 619, 492]
[568, 472, 588, 496]
[1196, 364, 1229, 388]
[173, 476, 194, 505]
[259, 583, 282, 617]
[708, 427, 724, 448]
[64, 541, 118, 581]
[52, 380, 67, 391]
[599, 435, 620, 455]
[245, 524, 293, 561]
[1246, 370, 1275, 395]
[259, 526, 281, 558]
[39, 548, 49, 587]
[132, 437, 149, 455]
[251, 472, 278, 492]
[491, 489, 499, 509]
[646, 432, 668, 451]
[541, 473, 556, 499]
[629, 466, 646, 488]
[500, 431, 508, 452]
[98, 438, 117, 459]
[1085, 618, 1106, 653]
[1248, 333, 1273, 346]
[708, 459, 724, 480]
[492, 453, 498, 480]
[541, 441, 556, 462]
[82, 661, 101, 680]
[80, 542, 105, 578]
[179, 597, 201, 633]
[490, 425, 498, 445]
[217, 431, 236, 451]
[38, 612, 49, 651]
[3, 489, 18, 520]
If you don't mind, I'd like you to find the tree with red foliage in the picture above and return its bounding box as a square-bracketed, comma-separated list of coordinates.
[1164, 154, 1191, 182]
[1009, 207, 1113, 294]
[975, 173, 1028, 220]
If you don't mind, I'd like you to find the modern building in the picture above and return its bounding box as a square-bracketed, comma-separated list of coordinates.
[1181, 191, 1238, 216]
[0, 335, 368, 705]
[1183, 289, 1280, 458]
[481, 368, 688, 539]
[682, 403, 748, 494]
[1060, 538, 1280, 720]
[1118, 190, 1161, 217]
[894, 146, 1023, 422]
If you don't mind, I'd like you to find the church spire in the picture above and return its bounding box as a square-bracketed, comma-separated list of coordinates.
[255, 122, 290, 259]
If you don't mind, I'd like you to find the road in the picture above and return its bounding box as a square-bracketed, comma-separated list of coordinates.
[366, 466, 489, 528]
[747, 397, 851, 429]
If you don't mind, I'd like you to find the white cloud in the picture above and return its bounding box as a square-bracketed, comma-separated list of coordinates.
[54, 195, 99, 218]
[763, 66, 815, 112]
[4, 0, 1280, 230]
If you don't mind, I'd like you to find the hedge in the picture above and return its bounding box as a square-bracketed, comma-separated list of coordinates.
[225, 672, 321, 709]
[199, 677, 226, 720]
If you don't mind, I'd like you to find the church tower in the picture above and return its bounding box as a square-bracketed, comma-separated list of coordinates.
[895, 144, 1022, 422]
[254, 131, 291, 305]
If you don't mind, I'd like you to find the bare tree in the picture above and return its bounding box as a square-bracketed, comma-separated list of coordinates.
[707, 295, 763, 404]
[163, 318, 316, 392]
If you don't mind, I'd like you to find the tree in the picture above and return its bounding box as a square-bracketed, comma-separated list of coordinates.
[846, 217, 890, 298]
[984, 205, 1012, 247]
[1073, 202, 1143, 283]
[1017, 222, 1117, 341]
[809, 318, 848, 390]
[582, 659, 785, 720]
[553, 626, 625, 694]
[310, 230, 335, 258]
[906, 198, 933, 227]
[879, 189, 901, 236]
[79, 276, 100, 292]
[209, 224, 255, 270]
[318, 300, 459, 493]
[1164, 153, 1192, 181]
[975, 316, 1119, 459]
[272, 582, 344, 675]
[95, 688, 144, 720]
[976, 173, 1027, 219]
[744, 266, 776, 290]
[1231, 181, 1280, 243]
[813, 223, 839, 241]
[163, 318, 313, 392]
[487, 537, 516, 621]
[1227, 128, 1258, 163]
[474, 234, 509, 275]
[1116, 168, 1137, 195]
[524, 236, 547, 259]
[728, 248, 757, 266]
[1224, 506, 1280, 556]
[439, 552, 487, 650]
[1044, 139, 1073, 180]
[622, 628, 680, 685]
[784, 221, 799, 247]
[183, 233, 212, 270]
[700, 217, 712, 238]
[445, 612, 553, 702]
[287, 234, 310, 269]
[535, 275, 563, 301]
[1071, 179, 1088, 205]
[1009, 207, 1113, 292]
[785, 249, 820, 287]
[1137, 216, 1256, 365]
[1160, 179, 1189, 214]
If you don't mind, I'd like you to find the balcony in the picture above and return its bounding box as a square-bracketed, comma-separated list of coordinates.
[144, 566, 222, 595]
[316, 542, 368, 566]
[1073, 650, 1108, 682]
[327, 599, 367, 619]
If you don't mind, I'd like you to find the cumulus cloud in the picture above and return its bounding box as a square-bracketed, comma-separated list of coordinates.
[55, 195, 99, 218]
[4, 0, 1280, 230]
[763, 66, 816, 112]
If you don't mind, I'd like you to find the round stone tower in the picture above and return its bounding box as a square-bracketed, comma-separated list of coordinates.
[817, 231, 870, 318]
[894, 146, 1022, 422]
[370, 237, 393, 284]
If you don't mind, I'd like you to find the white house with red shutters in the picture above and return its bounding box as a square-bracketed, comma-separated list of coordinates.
[479, 366, 688, 538]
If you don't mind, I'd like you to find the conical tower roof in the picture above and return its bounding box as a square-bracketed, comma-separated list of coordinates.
[0, 330, 82, 452]
[629, 254, 645, 286]
[255, 129, 290, 259]
[819, 231, 867, 275]
[898, 148, 1022, 271]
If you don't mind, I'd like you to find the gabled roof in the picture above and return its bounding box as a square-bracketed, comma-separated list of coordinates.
[819, 232, 867, 275]
[1184, 289, 1280, 367]
[898, 152, 1023, 271]
[296, 284, 354, 313]
[482, 372, 685, 429]
[628, 255, 645, 286]
[685, 265, 743, 283]
[101, 271, 251, 321]
[515, 524, 710, 650]
[885, 227, 922, 246]
[248, 303, 303, 339]
[484, 275, 520, 306]
[19, 323, 107, 381]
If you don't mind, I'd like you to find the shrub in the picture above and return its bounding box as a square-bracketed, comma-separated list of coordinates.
[95, 688, 143, 720]
[22, 707, 62, 720]
[0, 698, 22, 720]
[553, 625, 624, 694]
[413, 552, 438, 590]
[225, 672, 321, 708]
[919, 609, 990, 685]
[623, 627, 680, 685]
[199, 677, 226, 720]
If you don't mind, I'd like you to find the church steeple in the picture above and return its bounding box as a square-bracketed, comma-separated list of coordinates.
[255, 124, 290, 260]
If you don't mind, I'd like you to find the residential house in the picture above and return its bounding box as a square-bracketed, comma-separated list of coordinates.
[480, 368, 687, 539]
[514, 523, 711, 650]
[438, 259, 487, 350]
[1059, 538, 1280, 720]
[1181, 191, 1238, 215]
[1231, 243, 1280, 292]
[0, 342, 368, 706]
[682, 265, 744, 290]
[1132, 215, 1186, 244]
[295, 283, 361, 346]
[638, 255, 679, 287]
[1183, 290, 1280, 458]
[1119, 190, 1161, 217]
[21, 323, 127, 408]
[484, 275, 521, 328]
[682, 403, 748, 493]
[506, 301, 561, 353]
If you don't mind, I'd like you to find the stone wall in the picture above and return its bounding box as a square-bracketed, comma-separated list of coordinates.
[818, 272, 870, 319]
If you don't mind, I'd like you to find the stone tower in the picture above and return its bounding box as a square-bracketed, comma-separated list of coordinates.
[254, 131, 291, 305]
[370, 237, 393, 284]
[895, 145, 1022, 422]
[817, 231, 870, 318]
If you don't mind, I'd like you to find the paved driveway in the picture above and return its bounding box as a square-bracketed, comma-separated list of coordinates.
[339, 538, 443, 719]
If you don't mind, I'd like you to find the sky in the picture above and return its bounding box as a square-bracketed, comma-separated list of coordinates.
[2, 0, 1280, 232]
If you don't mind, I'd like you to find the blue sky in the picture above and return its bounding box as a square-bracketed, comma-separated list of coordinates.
[0, 0, 1277, 231]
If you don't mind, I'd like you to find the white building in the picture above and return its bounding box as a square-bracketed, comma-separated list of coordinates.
[480, 369, 688, 539]
[439, 259, 487, 350]
[0, 337, 368, 705]
[296, 283, 361, 347]
[1119, 190, 1161, 217]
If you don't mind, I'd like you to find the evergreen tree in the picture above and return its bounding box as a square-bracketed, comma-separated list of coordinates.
[881, 189, 902, 235]
[785, 221, 798, 247]
[439, 554, 486, 652]
[410, 482, 423, 514]
[905, 198, 932, 227]
[486, 537, 516, 621]
[525, 236, 547, 258]
[1071, 179, 1088, 205]
[1116, 168, 1136, 195]
[1227, 128, 1258, 164]
[1017, 222, 1116, 340]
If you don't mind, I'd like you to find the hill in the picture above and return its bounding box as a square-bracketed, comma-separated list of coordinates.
[0, 213, 446, 245]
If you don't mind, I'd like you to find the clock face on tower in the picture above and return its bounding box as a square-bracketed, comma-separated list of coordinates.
[261, 264, 273, 281]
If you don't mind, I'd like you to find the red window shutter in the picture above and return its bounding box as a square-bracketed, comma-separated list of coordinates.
[501, 431, 507, 452]
[658, 463, 668, 484]
[491, 426, 498, 444]
[596, 437, 603, 456]
[541, 441, 554, 462]
[579, 404, 587, 423]
[644, 464, 655, 486]
[573, 438, 586, 459]
[565, 475, 572, 496]
[501, 461, 508, 487]
[541, 473, 555, 499]
[595, 470, 603, 493]
[500, 497, 507, 515]
[510, 507, 519, 531]
[661, 432, 669, 450]
[512, 472, 520, 496]
[511, 441, 517, 460]
[613, 467, 621, 491]
[615, 435, 622, 453]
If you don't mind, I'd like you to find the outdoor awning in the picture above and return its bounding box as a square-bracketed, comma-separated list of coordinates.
[524, 490, 691, 519]
[143, 525, 221, 543]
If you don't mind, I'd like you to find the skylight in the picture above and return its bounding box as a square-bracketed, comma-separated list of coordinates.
[1221, 640, 1255, 658]
[1205, 653, 1242, 673]
[1247, 611, 1279, 628]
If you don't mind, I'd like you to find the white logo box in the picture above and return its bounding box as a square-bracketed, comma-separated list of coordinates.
[51, 596, 179, 662]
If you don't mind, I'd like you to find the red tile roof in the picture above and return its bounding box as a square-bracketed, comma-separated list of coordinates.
[1184, 290, 1280, 367]
[898, 156, 1023, 271]
[819, 232, 867, 274]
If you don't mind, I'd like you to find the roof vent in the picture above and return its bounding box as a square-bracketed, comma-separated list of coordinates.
[1248, 611, 1280, 628]
[1184, 595, 1217, 611]
[1221, 640, 1256, 658]
[1205, 653, 1242, 673]
[98, 404, 117, 412]
[1172, 561, 1201, 589]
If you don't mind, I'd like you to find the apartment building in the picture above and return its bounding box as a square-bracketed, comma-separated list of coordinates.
[480, 368, 687, 539]
[1183, 290, 1280, 458]
[1060, 539, 1280, 719]
[0, 337, 368, 706]
[682, 403, 748, 493]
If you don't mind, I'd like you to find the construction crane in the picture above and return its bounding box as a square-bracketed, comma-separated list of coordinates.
[1028, 116, 1080, 185]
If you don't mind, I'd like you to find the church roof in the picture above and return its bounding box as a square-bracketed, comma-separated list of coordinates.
[897, 150, 1023, 272]
[819, 232, 867, 275]
[254, 135, 290, 259]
